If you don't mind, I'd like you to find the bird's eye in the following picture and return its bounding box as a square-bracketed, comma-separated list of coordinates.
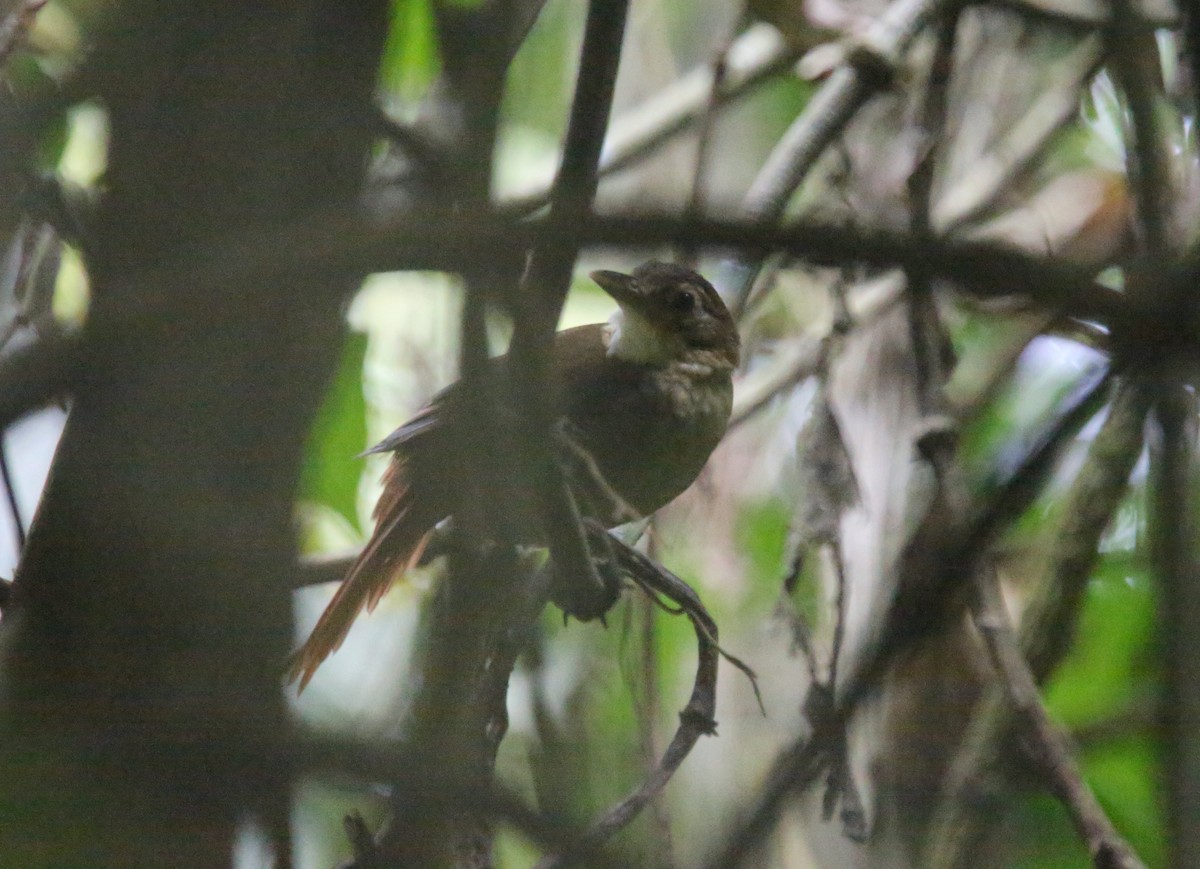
[670, 289, 697, 312]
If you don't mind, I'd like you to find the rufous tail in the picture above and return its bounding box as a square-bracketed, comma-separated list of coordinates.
[288, 462, 431, 690]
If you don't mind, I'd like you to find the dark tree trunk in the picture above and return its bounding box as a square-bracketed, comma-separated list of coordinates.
[0, 4, 387, 866]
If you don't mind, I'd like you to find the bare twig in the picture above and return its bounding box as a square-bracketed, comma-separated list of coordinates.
[725, 0, 947, 316]
[946, 311, 1059, 422]
[628, 585, 675, 866]
[535, 524, 758, 869]
[727, 336, 822, 430]
[934, 35, 1104, 231]
[104, 208, 1130, 339]
[927, 379, 1152, 868]
[1017, 381, 1151, 680]
[499, 24, 802, 216]
[905, 0, 961, 411]
[706, 364, 1116, 863]
[680, 26, 739, 267]
[845, 363, 1113, 711]
[969, 564, 1147, 869]
[964, 366, 1113, 550]
[1106, 1, 1172, 258]
[702, 689, 841, 869]
[373, 4, 525, 864]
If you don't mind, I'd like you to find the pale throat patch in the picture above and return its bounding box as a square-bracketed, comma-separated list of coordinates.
[604, 306, 676, 364]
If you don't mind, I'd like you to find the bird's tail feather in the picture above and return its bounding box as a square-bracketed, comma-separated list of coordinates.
[288, 466, 430, 690]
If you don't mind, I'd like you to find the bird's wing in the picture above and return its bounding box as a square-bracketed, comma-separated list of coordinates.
[361, 398, 445, 456]
[367, 324, 610, 457]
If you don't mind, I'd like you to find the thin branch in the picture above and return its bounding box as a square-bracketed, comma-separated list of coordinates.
[498, 24, 802, 216]
[109, 208, 1130, 338]
[905, 0, 961, 414]
[509, 0, 631, 622]
[1150, 384, 1200, 869]
[1106, 1, 1172, 257]
[946, 311, 1059, 422]
[535, 525, 755, 869]
[629, 583, 676, 866]
[834, 364, 1113, 713]
[934, 35, 1104, 231]
[964, 365, 1113, 552]
[706, 364, 1117, 863]
[701, 691, 840, 869]
[679, 26, 739, 267]
[376, 3, 528, 863]
[727, 336, 822, 430]
[725, 0, 947, 315]
[1019, 381, 1151, 679]
[927, 379, 1152, 868]
[968, 564, 1147, 869]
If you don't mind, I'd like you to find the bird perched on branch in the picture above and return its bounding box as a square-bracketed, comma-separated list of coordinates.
[289, 262, 740, 688]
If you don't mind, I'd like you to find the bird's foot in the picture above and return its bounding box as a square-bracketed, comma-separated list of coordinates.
[548, 528, 623, 623]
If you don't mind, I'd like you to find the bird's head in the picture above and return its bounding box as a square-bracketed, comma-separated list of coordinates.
[591, 262, 740, 371]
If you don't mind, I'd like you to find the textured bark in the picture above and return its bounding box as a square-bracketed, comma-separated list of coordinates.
[0, 4, 387, 866]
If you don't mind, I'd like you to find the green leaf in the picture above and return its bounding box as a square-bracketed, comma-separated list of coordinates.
[1044, 550, 1157, 729]
[299, 331, 369, 534]
[735, 498, 795, 615]
[379, 0, 441, 102]
[1085, 736, 1165, 868]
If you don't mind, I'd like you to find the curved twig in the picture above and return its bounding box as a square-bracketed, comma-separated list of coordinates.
[534, 525, 759, 869]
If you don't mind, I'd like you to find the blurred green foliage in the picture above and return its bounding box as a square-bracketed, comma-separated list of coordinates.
[379, 0, 441, 104]
[299, 331, 370, 534]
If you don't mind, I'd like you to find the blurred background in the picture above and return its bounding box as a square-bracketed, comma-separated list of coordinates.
[0, 0, 1181, 867]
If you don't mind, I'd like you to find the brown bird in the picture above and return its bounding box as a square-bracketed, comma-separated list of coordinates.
[289, 262, 740, 688]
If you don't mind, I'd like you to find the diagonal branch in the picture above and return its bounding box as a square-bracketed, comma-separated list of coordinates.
[968, 564, 1147, 869]
[926, 378, 1153, 867]
[500, 24, 802, 216]
[724, 0, 950, 315]
[704, 363, 1116, 863]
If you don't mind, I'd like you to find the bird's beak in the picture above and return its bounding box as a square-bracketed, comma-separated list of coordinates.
[590, 270, 645, 312]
